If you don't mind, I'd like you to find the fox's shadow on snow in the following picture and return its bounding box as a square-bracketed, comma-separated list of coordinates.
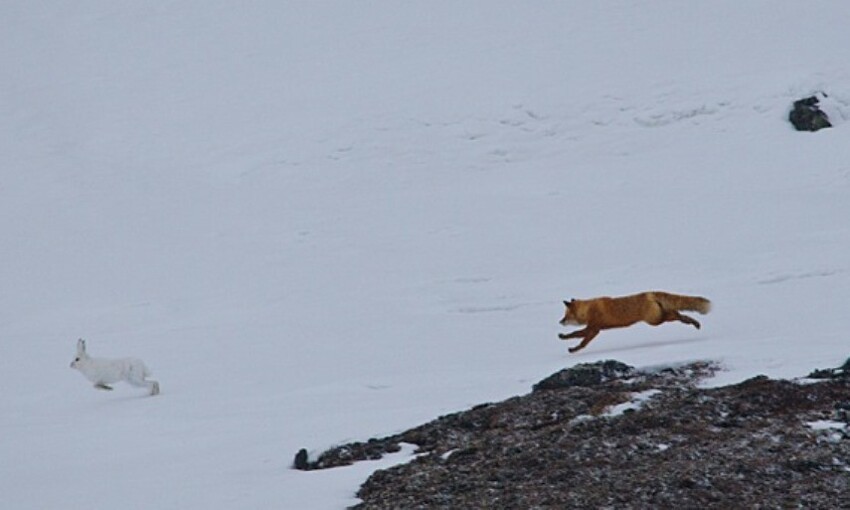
[566, 335, 712, 357]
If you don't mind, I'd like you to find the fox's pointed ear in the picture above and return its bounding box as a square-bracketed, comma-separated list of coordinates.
[563, 299, 574, 308]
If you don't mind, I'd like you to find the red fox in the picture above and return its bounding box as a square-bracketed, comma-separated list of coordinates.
[558, 291, 711, 353]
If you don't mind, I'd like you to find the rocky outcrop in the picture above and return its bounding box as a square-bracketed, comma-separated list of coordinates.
[295, 359, 850, 509]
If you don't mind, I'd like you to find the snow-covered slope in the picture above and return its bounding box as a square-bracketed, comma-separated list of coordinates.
[2, 3, 849, 508]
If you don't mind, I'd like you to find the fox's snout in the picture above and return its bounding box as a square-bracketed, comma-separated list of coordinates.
[559, 308, 579, 326]
[559, 315, 577, 326]
[559, 300, 580, 327]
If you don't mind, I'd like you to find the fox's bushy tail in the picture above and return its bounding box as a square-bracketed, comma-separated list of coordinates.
[654, 292, 711, 314]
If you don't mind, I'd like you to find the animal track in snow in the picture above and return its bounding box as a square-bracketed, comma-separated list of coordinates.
[757, 269, 842, 285]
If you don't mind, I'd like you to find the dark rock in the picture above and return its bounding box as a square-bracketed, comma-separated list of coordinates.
[293, 439, 402, 471]
[292, 448, 309, 470]
[789, 95, 832, 131]
[806, 355, 850, 379]
[835, 401, 850, 422]
[532, 359, 634, 391]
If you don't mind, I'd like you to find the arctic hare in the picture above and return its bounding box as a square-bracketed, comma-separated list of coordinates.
[70, 339, 160, 396]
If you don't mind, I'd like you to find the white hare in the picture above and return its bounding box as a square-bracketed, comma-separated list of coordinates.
[70, 338, 160, 396]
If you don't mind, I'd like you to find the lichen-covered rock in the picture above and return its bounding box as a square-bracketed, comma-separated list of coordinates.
[296, 359, 850, 509]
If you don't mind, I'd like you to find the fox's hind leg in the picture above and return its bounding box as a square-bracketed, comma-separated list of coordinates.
[662, 310, 701, 329]
[653, 299, 701, 329]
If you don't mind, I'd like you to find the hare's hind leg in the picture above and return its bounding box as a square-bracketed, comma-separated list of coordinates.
[127, 364, 160, 396]
[127, 376, 159, 396]
[94, 383, 113, 391]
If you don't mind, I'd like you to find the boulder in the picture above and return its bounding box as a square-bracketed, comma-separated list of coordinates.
[789, 95, 832, 132]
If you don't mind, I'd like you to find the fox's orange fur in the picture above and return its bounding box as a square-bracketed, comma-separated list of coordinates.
[558, 291, 711, 353]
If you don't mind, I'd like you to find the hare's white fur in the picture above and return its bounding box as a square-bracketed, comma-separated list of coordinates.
[70, 339, 160, 396]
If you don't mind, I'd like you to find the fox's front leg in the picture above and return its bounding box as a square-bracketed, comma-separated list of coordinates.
[559, 327, 600, 353]
[559, 328, 587, 340]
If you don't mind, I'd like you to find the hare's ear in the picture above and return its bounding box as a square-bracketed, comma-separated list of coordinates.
[76, 338, 86, 355]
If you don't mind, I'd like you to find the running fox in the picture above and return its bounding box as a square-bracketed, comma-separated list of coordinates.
[558, 291, 711, 353]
